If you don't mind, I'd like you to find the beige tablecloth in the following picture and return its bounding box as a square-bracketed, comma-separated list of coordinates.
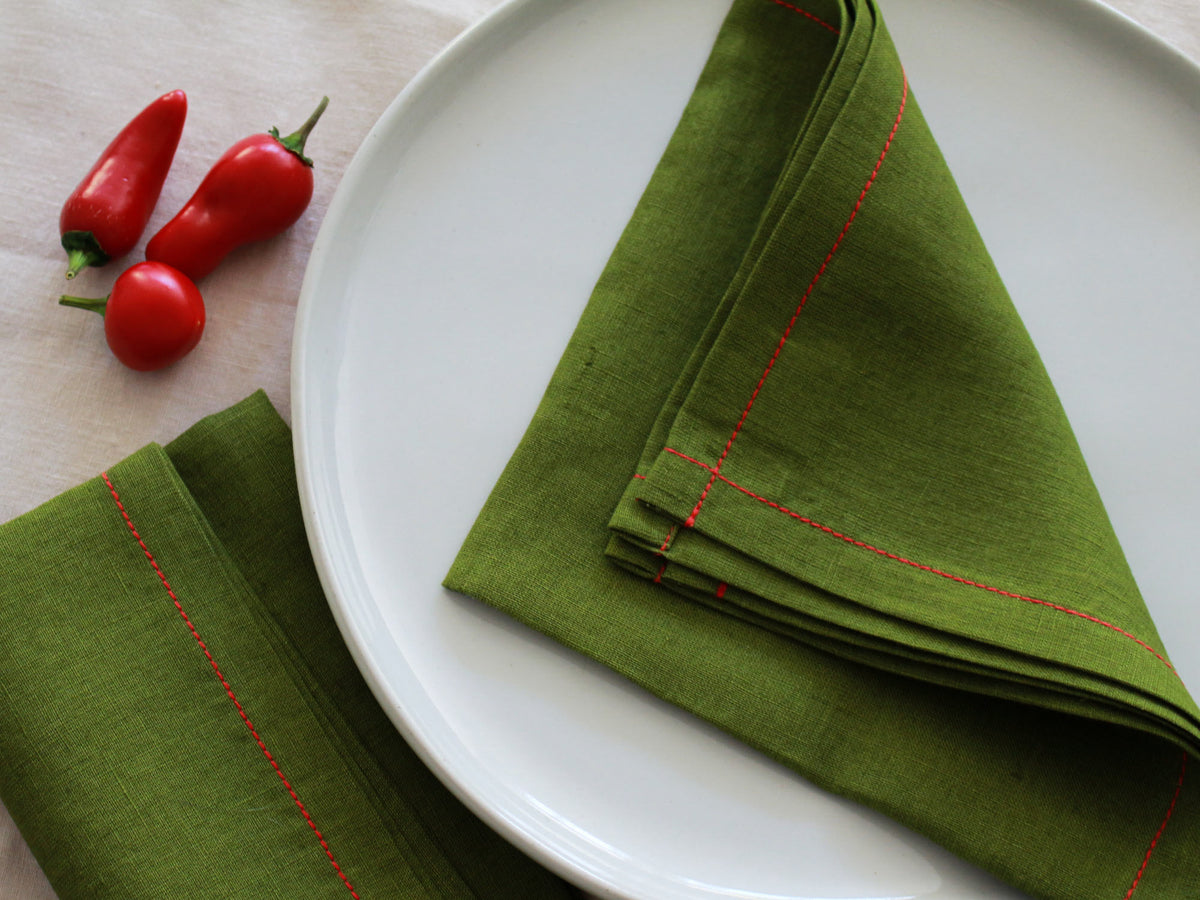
[1, 0, 1198, 897]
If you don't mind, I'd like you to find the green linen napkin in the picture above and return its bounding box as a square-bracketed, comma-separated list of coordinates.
[0, 392, 573, 900]
[445, 0, 1200, 897]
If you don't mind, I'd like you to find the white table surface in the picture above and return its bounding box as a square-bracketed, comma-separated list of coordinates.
[1, 1, 1198, 897]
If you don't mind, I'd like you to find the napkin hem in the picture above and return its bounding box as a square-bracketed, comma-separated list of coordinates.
[661, 444, 1180, 679]
[661, 62, 910, 550]
[97, 467, 364, 900]
[1126, 751, 1189, 900]
[769, 0, 841, 35]
[618, 442, 1200, 750]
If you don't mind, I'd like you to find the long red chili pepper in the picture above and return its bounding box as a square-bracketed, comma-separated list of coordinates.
[145, 97, 328, 282]
[60, 90, 187, 280]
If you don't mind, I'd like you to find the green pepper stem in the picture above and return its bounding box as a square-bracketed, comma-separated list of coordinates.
[271, 96, 329, 167]
[59, 294, 109, 316]
[65, 249, 100, 280]
[61, 230, 110, 279]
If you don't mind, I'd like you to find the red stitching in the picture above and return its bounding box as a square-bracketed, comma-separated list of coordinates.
[101, 472, 362, 899]
[653, 562, 667, 584]
[633, 473, 647, 480]
[662, 447, 1181, 679]
[672, 69, 909, 547]
[657, 524, 678, 555]
[657, 456, 1190, 890]
[1124, 751, 1187, 898]
[665, 448, 712, 471]
[770, 0, 840, 34]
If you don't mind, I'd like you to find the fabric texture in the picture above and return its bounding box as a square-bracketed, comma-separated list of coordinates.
[444, 1, 1200, 897]
[0, 392, 573, 900]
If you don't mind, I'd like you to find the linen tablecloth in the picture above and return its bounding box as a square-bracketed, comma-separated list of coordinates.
[1, 0, 1198, 898]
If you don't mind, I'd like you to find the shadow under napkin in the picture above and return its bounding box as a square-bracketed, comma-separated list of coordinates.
[0, 391, 574, 900]
[445, 0, 1200, 898]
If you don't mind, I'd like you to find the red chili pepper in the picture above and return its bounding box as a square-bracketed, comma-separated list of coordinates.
[145, 96, 328, 282]
[58, 261, 205, 371]
[60, 90, 187, 280]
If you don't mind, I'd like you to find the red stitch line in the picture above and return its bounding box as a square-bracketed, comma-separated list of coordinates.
[100, 471, 362, 899]
[665, 448, 711, 471]
[632, 473, 647, 480]
[770, 0, 840, 34]
[657, 524, 674, 553]
[660, 445, 1190, 892]
[662, 447, 1181, 678]
[653, 562, 667, 584]
[657, 524, 678, 556]
[1125, 752, 1187, 899]
[673, 69, 909, 546]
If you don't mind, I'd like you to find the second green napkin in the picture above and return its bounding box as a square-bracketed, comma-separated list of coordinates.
[0, 393, 573, 900]
[446, 0, 1200, 897]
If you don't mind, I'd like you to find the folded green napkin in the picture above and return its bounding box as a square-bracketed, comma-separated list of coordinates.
[445, 0, 1200, 897]
[0, 392, 572, 900]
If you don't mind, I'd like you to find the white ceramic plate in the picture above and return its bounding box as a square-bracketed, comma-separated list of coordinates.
[291, 1, 1200, 897]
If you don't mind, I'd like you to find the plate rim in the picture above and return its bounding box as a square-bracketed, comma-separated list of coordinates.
[291, 2, 659, 895]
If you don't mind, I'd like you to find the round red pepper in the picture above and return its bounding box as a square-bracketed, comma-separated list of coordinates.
[60, 90, 187, 279]
[145, 96, 328, 282]
[59, 261, 205, 371]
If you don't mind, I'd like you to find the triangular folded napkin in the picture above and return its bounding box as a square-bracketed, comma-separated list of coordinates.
[446, 1, 1200, 896]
